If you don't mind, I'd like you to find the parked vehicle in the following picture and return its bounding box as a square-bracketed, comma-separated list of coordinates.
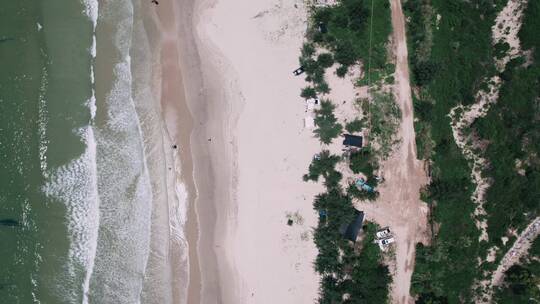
[293, 66, 305, 76]
[377, 236, 395, 251]
[376, 227, 391, 239]
[380, 237, 394, 246]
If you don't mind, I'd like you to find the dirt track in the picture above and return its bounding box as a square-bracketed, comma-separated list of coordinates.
[354, 1, 429, 303]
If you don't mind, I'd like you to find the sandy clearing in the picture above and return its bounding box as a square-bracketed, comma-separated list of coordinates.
[492, 0, 528, 70]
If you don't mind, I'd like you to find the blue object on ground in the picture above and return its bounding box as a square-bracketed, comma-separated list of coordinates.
[356, 178, 374, 192]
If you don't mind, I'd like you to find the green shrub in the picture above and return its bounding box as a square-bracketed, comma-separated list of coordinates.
[317, 53, 335, 68]
[345, 119, 363, 133]
[493, 42, 510, 59]
[412, 60, 438, 86]
[301, 86, 317, 99]
[349, 150, 375, 175]
[301, 42, 316, 57]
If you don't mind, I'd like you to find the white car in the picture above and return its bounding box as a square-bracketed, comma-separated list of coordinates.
[377, 237, 395, 251]
[376, 227, 391, 239]
[380, 237, 395, 246]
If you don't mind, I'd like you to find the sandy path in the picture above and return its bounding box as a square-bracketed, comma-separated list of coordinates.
[355, 1, 429, 303]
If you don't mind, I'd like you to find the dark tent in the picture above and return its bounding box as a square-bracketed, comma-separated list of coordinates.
[343, 134, 363, 148]
[318, 22, 328, 34]
[340, 210, 364, 242]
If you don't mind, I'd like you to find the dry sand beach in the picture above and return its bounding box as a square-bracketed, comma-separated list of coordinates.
[194, 0, 324, 302]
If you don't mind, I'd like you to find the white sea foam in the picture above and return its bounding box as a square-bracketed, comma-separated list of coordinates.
[38, 67, 49, 177]
[91, 35, 96, 58]
[42, 125, 100, 304]
[88, 56, 154, 302]
[82, 0, 99, 27]
[82, 0, 98, 58]
[77, 11, 99, 301]
[87, 2, 154, 294]
[31, 277, 41, 304]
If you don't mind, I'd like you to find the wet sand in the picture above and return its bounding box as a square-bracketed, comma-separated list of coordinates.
[147, 0, 204, 302]
[153, 0, 232, 302]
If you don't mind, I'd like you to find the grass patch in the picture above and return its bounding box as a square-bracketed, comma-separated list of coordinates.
[369, 92, 401, 159]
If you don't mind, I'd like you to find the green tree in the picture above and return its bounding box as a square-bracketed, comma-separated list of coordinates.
[336, 65, 348, 78]
[303, 150, 341, 182]
[314, 100, 343, 144]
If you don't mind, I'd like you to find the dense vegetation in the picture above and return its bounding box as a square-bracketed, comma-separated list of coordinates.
[406, 0, 540, 302]
[405, 0, 493, 301]
[310, 0, 391, 76]
[475, 0, 540, 249]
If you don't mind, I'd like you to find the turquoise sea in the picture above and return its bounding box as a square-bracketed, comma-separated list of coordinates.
[0, 0, 188, 303]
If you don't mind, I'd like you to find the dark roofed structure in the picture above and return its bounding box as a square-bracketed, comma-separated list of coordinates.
[340, 210, 364, 242]
[343, 134, 363, 148]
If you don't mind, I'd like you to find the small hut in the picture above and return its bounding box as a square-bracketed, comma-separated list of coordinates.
[343, 134, 363, 148]
[340, 210, 365, 242]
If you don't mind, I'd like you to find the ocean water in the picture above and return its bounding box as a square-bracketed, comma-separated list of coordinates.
[0, 0, 188, 303]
